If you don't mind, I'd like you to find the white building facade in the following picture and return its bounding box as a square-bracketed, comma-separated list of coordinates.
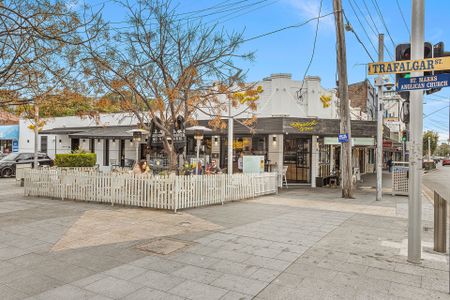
[19, 73, 380, 186]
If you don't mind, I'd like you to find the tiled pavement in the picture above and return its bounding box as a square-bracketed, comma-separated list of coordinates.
[0, 177, 448, 299]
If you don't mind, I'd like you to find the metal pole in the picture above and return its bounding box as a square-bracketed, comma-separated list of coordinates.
[196, 138, 200, 175]
[33, 105, 39, 169]
[135, 142, 139, 163]
[227, 99, 233, 175]
[408, 0, 424, 264]
[376, 34, 384, 201]
[428, 136, 431, 161]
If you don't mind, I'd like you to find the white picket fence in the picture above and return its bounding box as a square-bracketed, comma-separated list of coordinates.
[23, 169, 278, 211]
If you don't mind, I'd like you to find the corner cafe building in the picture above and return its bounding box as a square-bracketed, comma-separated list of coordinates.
[196, 116, 383, 186]
[24, 74, 386, 187]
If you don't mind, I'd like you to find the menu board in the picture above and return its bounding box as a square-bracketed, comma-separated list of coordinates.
[243, 155, 265, 174]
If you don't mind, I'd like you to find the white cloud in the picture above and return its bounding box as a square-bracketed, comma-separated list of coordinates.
[284, 0, 334, 29]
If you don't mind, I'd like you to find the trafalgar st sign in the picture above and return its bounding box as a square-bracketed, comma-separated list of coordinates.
[368, 56, 450, 75]
[396, 73, 450, 91]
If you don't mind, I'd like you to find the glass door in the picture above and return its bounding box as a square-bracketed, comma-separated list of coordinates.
[283, 137, 311, 183]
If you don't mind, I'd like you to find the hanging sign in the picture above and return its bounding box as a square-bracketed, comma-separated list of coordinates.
[368, 56, 450, 75]
[396, 73, 450, 91]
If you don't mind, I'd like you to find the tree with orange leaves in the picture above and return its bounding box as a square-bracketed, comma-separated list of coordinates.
[84, 0, 261, 171]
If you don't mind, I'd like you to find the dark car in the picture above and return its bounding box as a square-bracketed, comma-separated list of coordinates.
[0, 153, 53, 177]
[443, 158, 450, 166]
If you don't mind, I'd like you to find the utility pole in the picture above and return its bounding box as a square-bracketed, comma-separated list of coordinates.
[33, 104, 39, 169]
[333, 0, 353, 198]
[408, 0, 424, 264]
[376, 34, 384, 201]
[428, 136, 431, 161]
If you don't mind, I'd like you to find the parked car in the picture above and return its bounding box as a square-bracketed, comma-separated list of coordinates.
[443, 158, 450, 166]
[0, 153, 53, 177]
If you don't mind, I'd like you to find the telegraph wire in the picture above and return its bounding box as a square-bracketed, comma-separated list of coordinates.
[345, 0, 378, 56]
[242, 10, 335, 43]
[296, 0, 323, 100]
[176, 0, 252, 17]
[370, 0, 396, 49]
[343, 10, 375, 62]
[395, 0, 411, 38]
[424, 104, 450, 118]
[206, 0, 280, 26]
[356, 0, 379, 37]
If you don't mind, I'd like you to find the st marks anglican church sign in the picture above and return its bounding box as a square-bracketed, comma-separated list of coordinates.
[396, 73, 450, 91]
[368, 56, 450, 75]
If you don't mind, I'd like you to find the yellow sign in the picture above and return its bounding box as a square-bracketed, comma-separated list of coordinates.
[289, 120, 318, 132]
[368, 56, 450, 75]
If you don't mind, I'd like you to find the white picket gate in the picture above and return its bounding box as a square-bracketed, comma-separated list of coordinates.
[23, 169, 278, 211]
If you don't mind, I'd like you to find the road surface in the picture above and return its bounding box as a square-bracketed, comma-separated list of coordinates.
[423, 163, 450, 201]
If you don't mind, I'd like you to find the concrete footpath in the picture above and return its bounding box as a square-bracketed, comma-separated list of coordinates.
[0, 176, 448, 300]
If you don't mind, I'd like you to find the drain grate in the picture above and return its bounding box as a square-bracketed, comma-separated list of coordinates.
[136, 238, 190, 255]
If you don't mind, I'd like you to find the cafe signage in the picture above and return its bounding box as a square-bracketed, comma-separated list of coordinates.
[289, 120, 318, 132]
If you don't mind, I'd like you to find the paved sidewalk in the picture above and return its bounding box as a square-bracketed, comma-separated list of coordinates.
[0, 178, 448, 299]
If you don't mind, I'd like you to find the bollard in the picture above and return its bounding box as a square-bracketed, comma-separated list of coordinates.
[434, 191, 447, 253]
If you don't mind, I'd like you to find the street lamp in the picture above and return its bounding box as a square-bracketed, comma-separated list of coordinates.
[186, 126, 212, 175]
[127, 128, 149, 163]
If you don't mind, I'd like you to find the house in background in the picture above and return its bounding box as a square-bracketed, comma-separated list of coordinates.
[0, 110, 19, 153]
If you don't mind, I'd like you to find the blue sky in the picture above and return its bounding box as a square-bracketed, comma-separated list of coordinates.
[95, 0, 450, 142]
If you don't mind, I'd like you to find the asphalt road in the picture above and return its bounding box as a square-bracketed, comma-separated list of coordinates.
[423, 163, 450, 201]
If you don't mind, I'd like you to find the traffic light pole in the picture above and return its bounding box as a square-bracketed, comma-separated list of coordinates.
[376, 34, 384, 202]
[408, 0, 424, 264]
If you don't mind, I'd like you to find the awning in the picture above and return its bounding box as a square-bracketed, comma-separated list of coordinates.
[40, 127, 88, 135]
[69, 126, 135, 139]
[324, 137, 375, 146]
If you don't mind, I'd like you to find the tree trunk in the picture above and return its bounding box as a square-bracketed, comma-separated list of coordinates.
[162, 137, 177, 173]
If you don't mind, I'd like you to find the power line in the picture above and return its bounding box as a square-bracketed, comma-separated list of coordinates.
[301, 0, 323, 81]
[343, 11, 375, 62]
[347, 0, 393, 60]
[424, 104, 450, 118]
[370, 0, 396, 49]
[395, 0, 411, 38]
[206, 0, 280, 25]
[359, 0, 379, 37]
[345, 0, 377, 56]
[296, 0, 323, 100]
[242, 11, 335, 43]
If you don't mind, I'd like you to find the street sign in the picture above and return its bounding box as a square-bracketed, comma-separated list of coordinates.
[12, 140, 18, 152]
[338, 133, 349, 143]
[396, 73, 450, 91]
[368, 56, 450, 75]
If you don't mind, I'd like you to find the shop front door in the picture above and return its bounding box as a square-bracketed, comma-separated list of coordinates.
[283, 137, 311, 183]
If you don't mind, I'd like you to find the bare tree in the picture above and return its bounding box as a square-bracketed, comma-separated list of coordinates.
[0, 0, 104, 105]
[84, 0, 260, 171]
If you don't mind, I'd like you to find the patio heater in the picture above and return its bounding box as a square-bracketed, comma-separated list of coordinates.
[127, 129, 149, 164]
[186, 126, 212, 175]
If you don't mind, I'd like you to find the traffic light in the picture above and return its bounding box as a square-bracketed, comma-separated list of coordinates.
[401, 130, 407, 142]
[395, 42, 433, 101]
